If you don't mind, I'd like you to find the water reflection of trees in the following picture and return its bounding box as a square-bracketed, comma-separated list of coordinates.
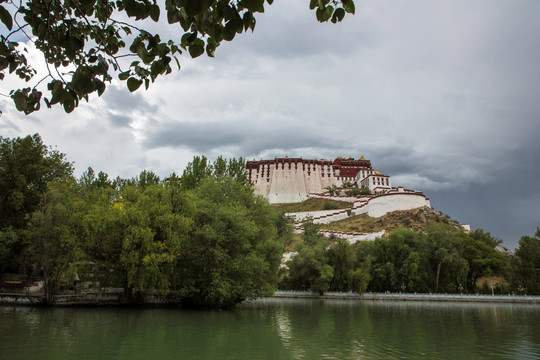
[267, 300, 540, 359]
[2, 301, 540, 359]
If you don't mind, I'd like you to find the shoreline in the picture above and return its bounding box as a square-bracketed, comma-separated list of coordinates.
[2, 291, 540, 306]
[272, 291, 540, 304]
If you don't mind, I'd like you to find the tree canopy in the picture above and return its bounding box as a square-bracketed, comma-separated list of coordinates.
[0, 0, 355, 114]
[0, 134, 288, 307]
[512, 228, 540, 294]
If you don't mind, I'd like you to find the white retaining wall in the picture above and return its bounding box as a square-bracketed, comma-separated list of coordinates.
[367, 193, 431, 218]
[320, 229, 386, 244]
[289, 192, 430, 225]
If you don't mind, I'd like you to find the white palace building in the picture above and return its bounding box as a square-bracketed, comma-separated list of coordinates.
[246, 156, 395, 204]
[246, 156, 432, 228]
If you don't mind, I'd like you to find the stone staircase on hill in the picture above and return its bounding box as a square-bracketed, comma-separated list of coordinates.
[288, 190, 431, 243]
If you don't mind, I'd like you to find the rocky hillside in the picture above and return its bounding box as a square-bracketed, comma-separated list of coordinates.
[319, 206, 462, 235]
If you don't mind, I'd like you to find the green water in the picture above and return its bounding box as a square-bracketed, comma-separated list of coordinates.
[2, 298, 540, 359]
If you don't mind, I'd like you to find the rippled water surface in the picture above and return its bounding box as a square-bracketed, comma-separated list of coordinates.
[2, 298, 540, 359]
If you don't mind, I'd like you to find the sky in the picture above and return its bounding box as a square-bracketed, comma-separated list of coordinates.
[1, 0, 539, 249]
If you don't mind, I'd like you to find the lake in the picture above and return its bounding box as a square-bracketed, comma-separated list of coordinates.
[1, 298, 540, 359]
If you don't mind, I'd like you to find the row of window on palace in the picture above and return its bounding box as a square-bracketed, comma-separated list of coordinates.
[370, 177, 389, 186]
[251, 173, 356, 182]
[253, 166, 373, 179]
[254, 163, 373, 172]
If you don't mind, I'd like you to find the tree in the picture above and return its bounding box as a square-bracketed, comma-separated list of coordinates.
[119, 183, 191, 302]
[0, 134, 73, 275]
[462, 229, 508, 292]
[180, 155, 213, 190]
[512, 228, 540, 294]
[0, 134, 73, 229]
[0, 227, 18, 274]
[78, 166, 114, 190]
[287, 218, 333, 294]
[424, 223, 469, 293]
[26, 178, 85, 303]
[1, 0, 356, 114]
[327, 238, 354, 291]
[174, 176, 283, 307]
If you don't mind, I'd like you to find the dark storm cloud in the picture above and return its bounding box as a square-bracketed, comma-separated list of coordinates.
[103, 86, 158, 114]
[108, 113, 132, 128]
[143, 118, 336, 155]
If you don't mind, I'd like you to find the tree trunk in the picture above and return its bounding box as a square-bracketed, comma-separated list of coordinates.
[435, 261, 442, 293]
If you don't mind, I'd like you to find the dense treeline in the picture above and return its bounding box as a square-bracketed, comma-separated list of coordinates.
[1, 134, 540, 306]
[281, 220, 540, 295]
[0, 134, 291, 307]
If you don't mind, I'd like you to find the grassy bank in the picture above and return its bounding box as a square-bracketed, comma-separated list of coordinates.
[272, 198, 353, 213]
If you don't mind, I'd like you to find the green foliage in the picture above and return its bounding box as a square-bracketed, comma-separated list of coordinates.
[174, 176, 283, 307]
[423, 223, 469, 293]
[0, 134, 73, 275]
[512, 228, 540, 294]
[27, 178, 85, 303]
[120, 184, 191, 296]
[272, 198, 352, 213]
[462, 229, 508, 291]
[323, 201, 340, 210]
[0, 228, 19, 275]
[283, 223, 515, 295]
[325, 184, 338, 196]
[345, 187, 371, 196]
[286, 218, 333, 294]
[349, 257, 371, 294]
[327, 239, 355, 291]
[284, 221, 374, 294]
[0, 135, 286, 307]
[180, 155, 213, 190]
[1, 0, 355, 114]
[0, 134, 73, 230]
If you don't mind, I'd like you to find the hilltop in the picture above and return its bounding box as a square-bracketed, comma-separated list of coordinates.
[319, 206, 461, 235]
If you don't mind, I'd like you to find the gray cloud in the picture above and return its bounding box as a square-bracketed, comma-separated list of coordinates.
[108, 113, 132, 128]
[2, 0, 539, 249]
[103, 85, 158, 114]
[143, 116, 336, 156]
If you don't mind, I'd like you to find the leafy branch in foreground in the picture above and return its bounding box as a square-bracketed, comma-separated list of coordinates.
[0, 0, 355, 115]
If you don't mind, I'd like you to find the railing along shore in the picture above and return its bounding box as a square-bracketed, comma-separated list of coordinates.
[272, 291, 540, 303]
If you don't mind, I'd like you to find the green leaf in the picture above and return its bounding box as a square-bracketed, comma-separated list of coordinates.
[342, 0, 355, 14]
[118, 71, 130, 81]
[184, 0, 212, 17]
[63, 97, 75, 113]
[94, 79, 105, 96]
[70, 37, 84, 51]
[331, 8, 345, 23]
[0, 5, 13, 31]
[206, 38, 217, 57]
[127, 77, 142, 92]
[316, 5, 333, 22]
[188, 39, 205, 58]
[72, 69, 95, 95]
[150, 4, 160, 22]
[245, 0, 264, 13]
[243, 11, 256, 32]
[309, 0, 318, 10]
[12, 91, 27, 112]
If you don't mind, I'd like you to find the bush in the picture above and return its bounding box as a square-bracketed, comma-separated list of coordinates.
[323, 201, 339, 210]
[345, 187, 371, 196]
